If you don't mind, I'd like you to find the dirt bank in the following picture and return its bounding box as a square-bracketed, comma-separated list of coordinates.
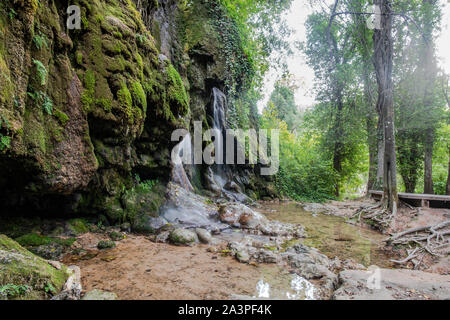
[63, 234, 287, 300]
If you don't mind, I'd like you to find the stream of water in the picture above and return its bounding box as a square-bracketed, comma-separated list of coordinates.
[258, 202, 394, 268]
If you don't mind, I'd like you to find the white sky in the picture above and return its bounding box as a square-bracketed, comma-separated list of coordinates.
[258, 0, 450, 112]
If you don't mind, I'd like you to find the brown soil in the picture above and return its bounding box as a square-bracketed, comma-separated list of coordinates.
[63, 234, 281, 300]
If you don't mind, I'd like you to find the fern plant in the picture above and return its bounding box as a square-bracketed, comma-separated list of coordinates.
[42, 95, 53, 115]
[33, 32, 48, 50]
[27, 89, 53, 115]
[0, 116, 11, 151]
[33, 59, 47, 86]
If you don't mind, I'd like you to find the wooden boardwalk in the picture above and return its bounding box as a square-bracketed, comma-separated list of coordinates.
[369, 190, 450, 209]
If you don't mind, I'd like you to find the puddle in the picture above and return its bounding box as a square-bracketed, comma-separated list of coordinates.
[258, 203, 393, 268]
[252, 266, 317, 300]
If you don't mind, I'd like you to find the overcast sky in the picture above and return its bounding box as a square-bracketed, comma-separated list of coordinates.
[258, 0, 450, 112]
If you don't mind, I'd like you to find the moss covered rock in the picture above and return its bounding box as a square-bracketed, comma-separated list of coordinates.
[0, 234, 69, 300]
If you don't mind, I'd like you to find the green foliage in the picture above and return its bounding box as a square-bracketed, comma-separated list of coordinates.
[0, 284, 31, 298]
[32, 59, 47, 86]
[0, 135, 11, 151]
[0, 115, 11, 151]
[27, 89, 53, 115]
[32, 32, 48, 51]
[134, 174, 158, 193]
[97, 240, 116, 250]
[8, 8, 16, 20]
[261, 104, 337, 202]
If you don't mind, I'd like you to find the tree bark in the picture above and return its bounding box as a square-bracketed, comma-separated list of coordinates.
[446, 147, 450, 195]
[421, 0, 438, 194]
[424, 127, 434, 194]
[373, 0, 398, 211]
[363, 68, 378, 193]
[375, 113, 384, 190]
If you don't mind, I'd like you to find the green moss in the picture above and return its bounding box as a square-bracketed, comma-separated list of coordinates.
[15, 233, 76, 248]
[97, 98, 112, 112]
[0, 235, 69, 300]
[97, 240, 116, 250]
[53, 110, 69, 126]
[67, 219, 89, 235]
[109, 231, 125, 241]
[75, 51, 83, 65]
[131, 81, 147, 113]
[167, 64, 189, 110]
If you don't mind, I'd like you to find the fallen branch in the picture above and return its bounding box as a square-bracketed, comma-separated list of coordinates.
[387, 220, 450, 269]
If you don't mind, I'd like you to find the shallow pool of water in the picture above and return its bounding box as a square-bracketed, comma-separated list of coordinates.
[258, 202, 393, 268]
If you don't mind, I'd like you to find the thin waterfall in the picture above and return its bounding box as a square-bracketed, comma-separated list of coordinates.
[171, 134, 194, 192]
[211, 88, 228, 189]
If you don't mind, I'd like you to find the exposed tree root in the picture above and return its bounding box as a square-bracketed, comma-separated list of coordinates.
[387, 220, 450, 269]
[351, 202, 394, 230]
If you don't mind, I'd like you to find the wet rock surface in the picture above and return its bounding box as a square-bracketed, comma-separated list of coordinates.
[333, 268, 450, 300]
[82, 289, 118, 300]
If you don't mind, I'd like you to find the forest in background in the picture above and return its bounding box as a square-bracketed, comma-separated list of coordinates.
[252, 0, 450, 202]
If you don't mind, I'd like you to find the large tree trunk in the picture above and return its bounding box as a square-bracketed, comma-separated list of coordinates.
[375, 113, 384, 190]
[373, 0, 398, 211]
[424, 127, 434, 194]
[363, 69, 378, 193]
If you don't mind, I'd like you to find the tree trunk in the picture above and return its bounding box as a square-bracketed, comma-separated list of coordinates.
[446, 147, 450, 195]
[421, 0, 438, 194]
[364, 69, 378, 193]
[333, 96, 344, 198]
[373, 0, 398, 211]
[424, 127, 434, 194]
[375, 113, 384, 190]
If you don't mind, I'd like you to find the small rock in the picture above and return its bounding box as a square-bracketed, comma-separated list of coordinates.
[236, 250, 250, 263]
[97, 240, 116, 250]
[195, 228, 213, 244]
[48, 260, 62, 270]
[109, 231, 125, 241]
[169, 228, 198, 245]
[155, 231, 170, 243]
[120, 223, 131, 232]
[82, 289, 118, 300]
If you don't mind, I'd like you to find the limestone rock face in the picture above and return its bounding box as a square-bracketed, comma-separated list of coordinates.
[0, 0, 272, 219]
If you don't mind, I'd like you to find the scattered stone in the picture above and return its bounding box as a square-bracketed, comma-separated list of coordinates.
[302, 203, 330, 215]
[195, 228, 213, 244]
[48, 260, 62, 270]
[97, 240, 116, 250]
[101, 256, 117, 262]
[155, 231, 170, 243]
[120, 222, 131, 232]
[52, 265, 82, 300]
[169, 228, 198, 245]
[82, 289, 118, 300]
[333, 268, 450, 300]
[236, 250, 250, 263]
[109, 231, 125, 241]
